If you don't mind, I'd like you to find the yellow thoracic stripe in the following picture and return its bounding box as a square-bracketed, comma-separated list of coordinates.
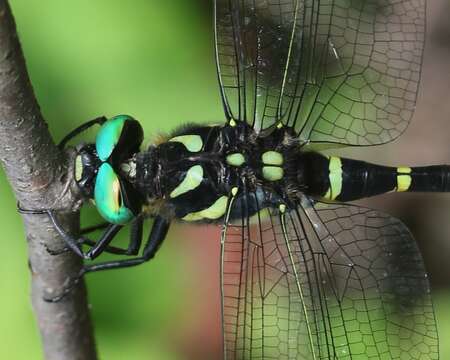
[182, 195, 228, 221]
[169, 165, 203, 198]
[324, 156, 343, 200]
[396, 167, 412, 192]
[168, 135, 203, 152]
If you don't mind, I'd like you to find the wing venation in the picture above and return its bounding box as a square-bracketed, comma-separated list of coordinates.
[214, 0, 426, 145]
[220, 193, 438, 359]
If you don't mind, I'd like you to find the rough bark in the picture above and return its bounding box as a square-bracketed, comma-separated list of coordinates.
[0, 1, 97, 359]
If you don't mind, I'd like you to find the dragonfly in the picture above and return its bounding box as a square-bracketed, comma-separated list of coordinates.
[20, 0, 443, 359]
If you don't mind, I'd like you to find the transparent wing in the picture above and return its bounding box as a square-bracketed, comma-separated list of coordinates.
[221, 193, 438, 359]
[214, 0, 426, 145]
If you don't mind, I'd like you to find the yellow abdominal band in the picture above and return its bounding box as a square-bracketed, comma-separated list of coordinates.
[323, 156, 343, 201]
[396, 167, 412, 192]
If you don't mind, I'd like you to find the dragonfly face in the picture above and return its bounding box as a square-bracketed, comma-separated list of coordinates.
[75, 115, 143, 225]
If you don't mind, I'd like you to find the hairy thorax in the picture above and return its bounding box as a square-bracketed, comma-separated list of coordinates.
[133, 120, 303, 222]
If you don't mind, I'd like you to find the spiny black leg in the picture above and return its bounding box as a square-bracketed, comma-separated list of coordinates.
[81, 216, 143, 255]
[48, 210, 122, 259]
[44, 216, 169, 303]
[83, 216, 143, 258]
[45, 229, 127, 256]
[80, 218, 142, 256]
[47, 210, 85, 257]
[86, 216, 169, 273]
[85, 224, 122, 260]
[58, 116, 107, 149]
[46, 217, 143, 256]
[126, 216, 143, 255]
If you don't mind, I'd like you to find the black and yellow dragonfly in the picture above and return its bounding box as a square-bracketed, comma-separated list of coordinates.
[26, 0, 442, 358]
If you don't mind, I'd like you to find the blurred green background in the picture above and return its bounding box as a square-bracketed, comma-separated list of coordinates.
[0, 0, 450, 359]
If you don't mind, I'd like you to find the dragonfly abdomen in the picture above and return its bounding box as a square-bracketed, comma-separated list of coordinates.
[300, 152, 450, 202]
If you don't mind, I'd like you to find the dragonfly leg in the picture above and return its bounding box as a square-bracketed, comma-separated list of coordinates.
[47, 217, 143, 256]
[80, 217, 143, 256]
[58, 116, 107, 149]
[47, 210, 123, 259]
[44, 216, 169, 303]
[83, 215, 169, 273]
[42, 224, 119, 255]
[48, 211, 146, 259]
[44, 222, 110, 255]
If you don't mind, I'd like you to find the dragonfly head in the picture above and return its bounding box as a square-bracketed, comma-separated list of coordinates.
[74, 115, 145, 225]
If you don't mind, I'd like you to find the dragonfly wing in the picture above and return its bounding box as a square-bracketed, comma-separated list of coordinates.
[214, 0, 426, 145]
[220, 192, 438, 359]
[214, 0, 307, 131]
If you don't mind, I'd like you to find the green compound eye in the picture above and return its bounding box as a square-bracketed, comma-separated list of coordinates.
[96, 115, 128, 161]
[94, 163, 134, 224]
[96, 115, 143, 162]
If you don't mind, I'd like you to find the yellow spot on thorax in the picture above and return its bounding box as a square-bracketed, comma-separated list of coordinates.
[261, 150, 284, 181]
[182, 195, 229, 221]
[262, 166, 284, 181]
[170, 165, 204, 198]
[262, 151, 283, 165]
[226, 153, 245, 167]
[168, 135, 203, 152]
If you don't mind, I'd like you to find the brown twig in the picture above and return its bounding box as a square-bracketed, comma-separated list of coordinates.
[0, 1, 97, 359]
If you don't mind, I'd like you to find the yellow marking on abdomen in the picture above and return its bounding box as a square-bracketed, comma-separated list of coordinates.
[182, 195, 228, 221]
[323, 156, 343, 201]
[396, 167, 412, 192]
[169, 165, 203, 198]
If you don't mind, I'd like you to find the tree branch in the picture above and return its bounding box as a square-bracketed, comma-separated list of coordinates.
[0, 1, 97, 359]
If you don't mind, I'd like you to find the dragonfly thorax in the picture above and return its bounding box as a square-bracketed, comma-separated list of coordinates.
[133, 120, 306, 222]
